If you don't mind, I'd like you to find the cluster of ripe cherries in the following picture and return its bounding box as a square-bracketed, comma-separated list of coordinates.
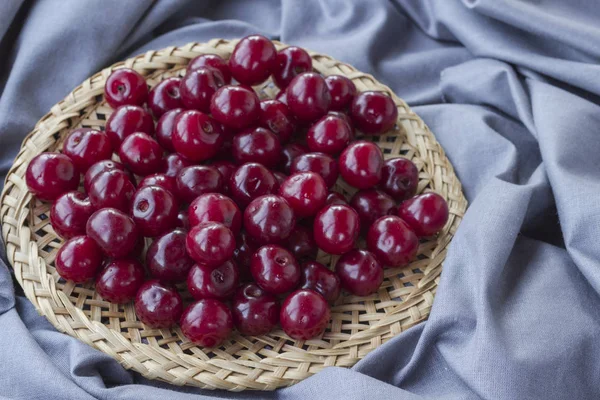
[25, 35, 449, 347]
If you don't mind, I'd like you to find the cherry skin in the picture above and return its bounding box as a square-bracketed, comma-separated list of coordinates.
[176, 210, 190, 231]
[259, 100, 296, 143]
[273, 171, 287, 186]
[105, 105, 155, 148]
[130, 186, 178, 237]
[367, 215, 419, 268]
[119, 132, 164, 176]
[55, 235, 103, 283]
[135, 280, 183, 328]
[278, 172, 327, 218]
[86, 208, 139, 258]
[210, 86, 260, 130]
[397, 192, 449, 237]
[210, 160, 237, 191]
[380, 157, 419, 201]
[286, 72, 331, 123]
[243, 195, 296, 245]
[285, 224, 318, 260]
[186, 222, 235, 268]
[232, 283, 280, 336]
[180, 299, 233, 347]
[26, 153, 79, 201]
[232, 127, 282, 168]
[233, 231, 256, 282]
[339, 141, 384, 189]
[95, 259, 145, 303]
[313, 204, 360, 255]
[138, 173, 177, 195]
[63, 128, 112, 172]
[272, 46, 312, 89]
[84, 160, 130, 194]
[172, 110, 224, 162]
[148, 77, 183, 118]
[306, 114, 351, 155]
[180, 67, 225, 112]
[163, 153, 193, 177]
[300, 261, 341, 304]
[104, 68, 148, 108]
[229, 163, 277, 208]
[176, 165, 223, 203]
[350, 189, 395, 229]
[275, 89, 288, 104]
[88, 170, 135, 212]
[229, 34, 277, 85]
[336, 249, 383, 296]
[146, 229, 194, 282]
[187, 54, 232, 84]
[280, 289, 330, 340]
[290, 152, 339, 189]
[280, 143, 307, 174]
[328, 110, 355, 135]
[325, 75, 356, 111]
[155, 108, 184, 152]
[50, 191, 94, 239]
[188, 193, 242, 235]
[326, 191, 347, 206]
[187, 260, 239, 301]
[251, 245, 300, 295]
[350, 91, 398, 135]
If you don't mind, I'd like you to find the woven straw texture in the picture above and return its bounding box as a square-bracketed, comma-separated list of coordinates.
[0, 39, 467, 391]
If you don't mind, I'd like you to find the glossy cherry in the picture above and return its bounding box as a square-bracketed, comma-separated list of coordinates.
[175, 165, 223, 203]
[380, 157, 419, 201]
[95, 259, 145, 303]
[306, 114, 351, 155]
[155, 108, 184, 152]
[286, 224, 318, 260]
[84, 160, 130, 194]
[233, 231, 256, 282]
[135, 280, 183, 328]
[339, 141, 383, 189]
[280, 289, 330, 340]
[243, 195, 296, 245]
[278, 172, 327, 218]
[188, 193, 242, 235]
[232, 127, 282, 168]
[286, 72, 331, 123]
[130, 186, 178, 237]
[367, 215, 419, 267]
[105, 105, 155, 148]
[63, 128, 112, 172]
[210, 86, 260, 130]
[172, 110, 224, 162]
[163, 153, 193, 177]
[259, 100, 295, 143]
[272, 46, 312, 89]
[180, 67, 225, 112]
[229, 34, 277, 85]
[350, 189, 395, 228]
[86, 208, 139, 258]
[290, 152, 339, 189]
[119, 132, 164, 176]
[229, 163, 277, 207]
[55, 235, 103, 283]
[210, 160, 237, 190]
[280, 143, 307, 174]
[300, 261, 341, 304]
[326, 191, 347, 206]
[88, 170, 135, 212]
[350, 91, 398, 135]
[325, 75, 356, 111]
[26, 153, 79, 201]
[186, 222, 235, 268]
[335, 249, 383, 296]
[104, 68, 148, 108]
[180, 299, 233, 347]
[251, 245, 300, 295]
[138, 173, 177, 194]
[187, 260, 239, 301]
[232, 283, 280, 336]
[146, 229, 194, 282]
[187, 54, 232, 84]
[313, 204, 359, 255]
[397, 192, 449, 237]
[148, 77, 183, 118]
[176, 210, 190, 231]
[328, 110, 354, 135]
[273, 171, 287, 186]
[50, 191, 94, 239]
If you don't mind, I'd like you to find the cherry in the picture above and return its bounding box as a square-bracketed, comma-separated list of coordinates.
[339, 141, 383, 189]
[232, 127, 282, 168]
[272, 46, 312, 89]
[187, 54, 232, 84]
[350, 189, 395, 228]
[229, 34, 277, 85]
[350, 91, 398, 135]
[131, 186, 178, 237]
[50, 191, 94, 239]
[397, 192, 449, 237]
[273, 171, 287, 186]
[189, 193, 242, 234]
[275, 89, 288, 104]
[135, 280, 183, 328]
[84, 160, 130, 194]
[325, 75, 356, 111]
[148, 77, 183, 118]
[278, 172, 327, 218]
[163, 153, 193, 177]
[380, 158, 419, 201]
[232, 283, 280, 336]
[280, 143, 307, 174]
[86, 208, 139, 258]
[105, 105, 155, 148]
[172, 110, 224, 162]
[104, 68, 148, 108]
[251, 245, 300, 295]
[147, 229, 194, 282]
[290, 152, 338, 189]
[229, 163, 277, 207]
[243, 195, 296, 245]
[287, 72, 331, 123]
[55, 235, 103, 283]
[138, 173, 177, 194]
[210, 86, 260, 130]
[367, 216, 419, 268]
[326, 191, 347, 206]
[26, 153, 79, 201]
[119, 132, 164, 176]
[88, 170, 135, 212]
[328, 111, 354, 134]
[180, 299, 233, 347]
[306, 115, 351, 155]
[259, 100, 295, 143]
[313, 204, 359, 254]
[233, 231, 256, 282]
[176, 165, 223, 203]
[176, 210, 190, 231]
[186, 222, 235, 268]
[336, 249, 383, 296]
[95, 259, 145, 303]
[285, 224, 318, 260]
[155, 108, 184, 152]
[187, 260, 239, 301]
[63, 128, 112, 172]
[280, 289, 330, 340]
[300, 261, 341, 304]
[180, 67, 225, 112]
[210, 160, 236, 191]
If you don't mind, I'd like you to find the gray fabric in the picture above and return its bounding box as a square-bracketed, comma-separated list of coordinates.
[1, 0, 599, 398]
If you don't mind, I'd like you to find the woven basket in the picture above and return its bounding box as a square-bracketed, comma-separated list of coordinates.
[0, 39, 467, 391]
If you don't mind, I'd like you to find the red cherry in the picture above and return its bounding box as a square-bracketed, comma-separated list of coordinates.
[232, 127, 282, 168]
[287, 72, 331, 123]
[119, 132, 164, 176]
[233, 231, 256, 282]
[380, 158, 419, 201]
[186, 222, 235, 268]
[25, 153, 80, 201]
[328, 111, 355, 135]
[104, 68, 148, 108]
[130, 186, 178, 237]
[138, 173, 177, 194]
[325, 191, 347, 206]
[176, 165, 223, 203]
[397, 192, 449, 237]
[335, 249, 383, 296]
[88, 170, 135, 212]
[163, 153, 193, 177]
[180, 67, 225, 112]
[350, 91, 398, 135]
[189, 193, 242, 235]
[325, 75, 356, 111]
[273, 171, 287, 186]
[251, 245, 300, 295]
[172, 110, 224, 162]
[290, 152, 338, 189]
[229, 163, 277, 207]
[210, 160, 236, 192]
[300, 261, 341, 304]
[285, 224, 318, 260]
[55, 236, 103, 283]
[349, 189, 395, 228]
[180, 299, 233, 347]
[313, 204, 359, 254]
[272, 46, 312, 89]
[367, 216, 419, 267]
[63, 128, 112, 172]
[243, 195, 296, 245]
[232, 283, 280, 336]
[86, 208, 139, 258]
[96, 259, 145, 303]
[210, 86, 260, 130]
[187, 260, 239, 301]
[280, 143, 307, 174]
[146, 229, 194, 282]
[148, 77, 183, 118]
[278, 172, 327, 218]
[280, 289, 330, 340]
[229, 34, 277, 85]
[307, 114, 351, 155]
[259, 100, 296, 143]
[50, 191, 94, 239]
[339, 141, 383, 189]
[135, 280, 183, 328]
[155, 108, 184, 152]
[187, 54, 232, 84]
[105, 105, 155, 148]
[84, 160, 130, 194]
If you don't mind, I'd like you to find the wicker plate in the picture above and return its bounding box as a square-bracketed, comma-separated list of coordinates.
[0, 39, 466, 391]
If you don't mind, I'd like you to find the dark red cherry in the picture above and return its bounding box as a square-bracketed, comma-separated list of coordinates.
[189, 193, 242, 235]
[233, 231, 256, 282]
[163, 153, 193, 177]
[148, 77, 183, 118]
[272, 46, 312, 89]
[397, 192, 449, 237]
[232, 283, 280, 336]
[130, 186, 178, 237]
[275, 89, 288, 104]
[328, 111, 354, 135]
[180, 299, 233, 347]
[273, 171, 287, 186]
[339, 141, 383, 189]
[229, 34, 277, 85]
[84, 160, 130, 194]
[280, 143, 307, 174]
[325, 75, 356, 111]
[155, 108, 184, 152]
[251, 245, 300, 295]
[172, 110, 224, 162]
[285, 224, 318, 260]
[232, 127, 282, 168]
[187, 54, 232, 84]
[210, 86, 260, 130]
[336, 249, 383, 296]
[50, 191, 94, 239]
[55, 235, 103, 283]
[313, 204, 359, 254]
[306, 114, 351, 155]
[380, 158, 419, 201]
[88, 170, 135, 212]
[367, 216, 419, 267]
[63, 128, 112, 172]
[210, 160, 236, 191]
[104, 68, 148, 108]
[259, 100, 296, 143]
[280, 289, 330, 340]
[138, 173, 177, 194]
[119, 132, 164, 176]
[135, 280, 183, 328]
[95, 259, 145, 303]
[187, 260, 239, 301]
[26, 153, 79, 201]
[180, 67, 225, 112]
[290, 152, 338, 189]
[325, 191, 347, 206]
[176, 165, 223, 203]
[147, 229, 194, 282]
[186, 222, 235, 268]
[350, 189, 395, 228]
[243, 195, 296, 245]
[229, 163, 277, 207]
[286, 72, 331, 123]
[86, 208, 139, 258]
[105, 105, 155, 148]
[278, 172, 327, 218]
[350, 91, 398, 135]
[176, 210, 190, 231]
[300, 261, 341, 304]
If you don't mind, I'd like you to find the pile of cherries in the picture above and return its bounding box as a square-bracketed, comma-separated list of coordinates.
[25, 35, 449, 347]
